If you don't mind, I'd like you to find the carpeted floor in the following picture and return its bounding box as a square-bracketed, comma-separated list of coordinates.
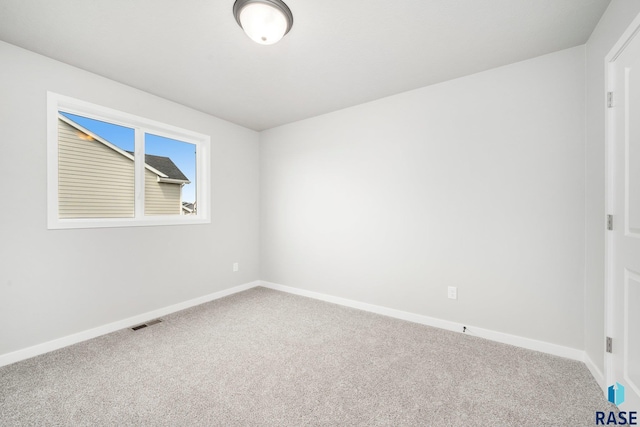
[0, 287, 614, 426]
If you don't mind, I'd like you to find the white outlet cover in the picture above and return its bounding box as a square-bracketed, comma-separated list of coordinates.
[448, 286, 457, 300]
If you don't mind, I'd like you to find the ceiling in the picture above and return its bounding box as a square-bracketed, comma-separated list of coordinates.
[0, 0, 610, 131]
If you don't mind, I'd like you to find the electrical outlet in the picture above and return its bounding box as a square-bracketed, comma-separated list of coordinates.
[233, 262, 239, 272]
[448, 286, 457, 300]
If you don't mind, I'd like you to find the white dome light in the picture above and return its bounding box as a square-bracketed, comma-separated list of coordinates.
[233, 0, 293, 45]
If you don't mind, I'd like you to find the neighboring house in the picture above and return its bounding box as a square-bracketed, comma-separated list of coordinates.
[181, 202, 196, 215]
[57, 114, 191, 218]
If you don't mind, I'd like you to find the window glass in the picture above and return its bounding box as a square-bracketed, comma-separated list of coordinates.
[57, 112, 135, 218]
[144, 133, 197, 216]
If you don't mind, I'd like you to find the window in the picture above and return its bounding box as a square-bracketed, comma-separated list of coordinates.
[47, 92, 210, 229]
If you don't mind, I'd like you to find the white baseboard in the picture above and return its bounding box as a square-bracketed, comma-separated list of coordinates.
[0, 281, 259, 368]
[1, 279, 593, 374]
[583, 353, 606, 392]
[260, 280, 585, 362]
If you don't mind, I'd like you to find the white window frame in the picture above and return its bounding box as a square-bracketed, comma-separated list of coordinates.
[47, 92, 211, 229]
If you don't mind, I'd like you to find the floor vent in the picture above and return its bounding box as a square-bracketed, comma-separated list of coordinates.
[131, 319, 162, 331]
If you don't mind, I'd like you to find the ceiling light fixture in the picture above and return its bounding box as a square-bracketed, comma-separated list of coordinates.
[233, 0, 293, 45]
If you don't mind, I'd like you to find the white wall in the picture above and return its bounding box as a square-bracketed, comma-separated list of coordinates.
[584, 0, 640, 382]
[260, 46, 586, 350]
[0, 41, 260, 356]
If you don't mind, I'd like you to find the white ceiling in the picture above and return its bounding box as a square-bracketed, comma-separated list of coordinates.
[0, 0, 610, 131]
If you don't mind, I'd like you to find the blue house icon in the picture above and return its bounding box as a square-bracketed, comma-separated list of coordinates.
[608, 382, 625, 406]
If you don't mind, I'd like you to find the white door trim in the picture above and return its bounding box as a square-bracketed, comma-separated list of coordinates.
[604, 10, 640, 394]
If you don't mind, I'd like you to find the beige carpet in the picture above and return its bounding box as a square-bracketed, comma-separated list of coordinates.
[0, 287, 614, 426]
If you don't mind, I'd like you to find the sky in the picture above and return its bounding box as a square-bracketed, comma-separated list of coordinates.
[61, 112, 197, 204]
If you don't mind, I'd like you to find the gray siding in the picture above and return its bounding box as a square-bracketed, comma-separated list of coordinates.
[58, 119, 134, 218]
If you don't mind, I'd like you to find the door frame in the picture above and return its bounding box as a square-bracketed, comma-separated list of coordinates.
[604, 11, 640, 394]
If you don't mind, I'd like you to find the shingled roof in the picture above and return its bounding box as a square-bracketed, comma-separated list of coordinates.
[137, 152, 190, 182]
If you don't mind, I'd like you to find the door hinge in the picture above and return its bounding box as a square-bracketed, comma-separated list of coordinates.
[607, 214, 614, 231]
[606, 336, 613, 353]
[607, 92, 614, 108]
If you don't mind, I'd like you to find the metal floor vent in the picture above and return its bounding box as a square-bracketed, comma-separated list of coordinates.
[131, 319, 162, 331]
